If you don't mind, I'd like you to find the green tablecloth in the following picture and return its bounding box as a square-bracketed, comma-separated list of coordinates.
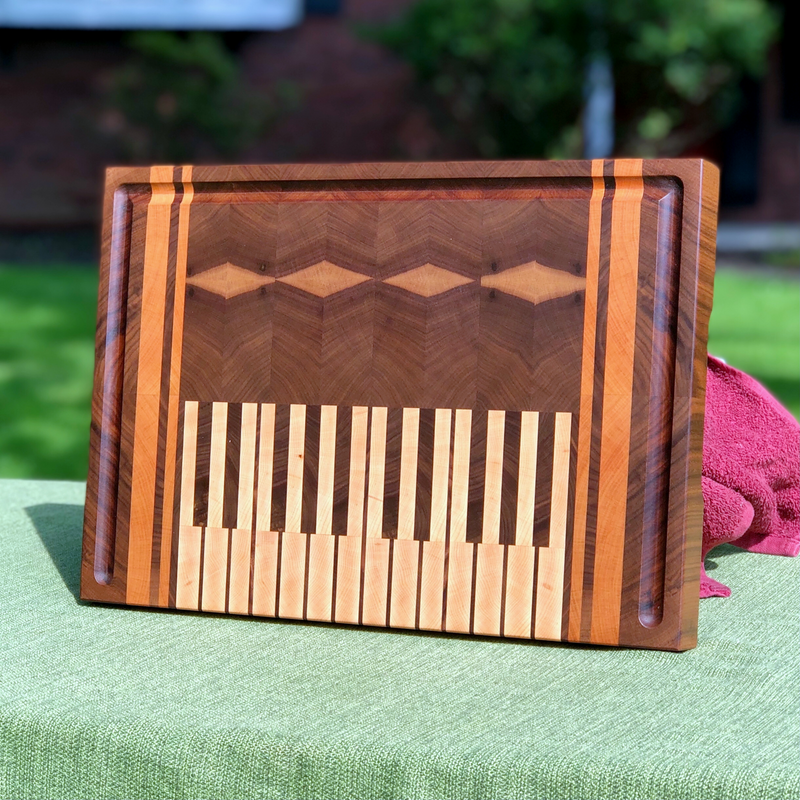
[1, 479, 798, 800]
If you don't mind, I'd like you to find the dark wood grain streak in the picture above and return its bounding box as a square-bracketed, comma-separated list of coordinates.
[533, 413, 555, 549]
[580, 178, 614, 639]
[466, 410, 487, 543]
[302, 405, 321, 535]
[414, 408, 435, 541]
[382, 407, 403, 537]
[561, 414, 579, 639]
[193, 401, 212, 527]
[149, 193, 182, 606]
[223, 403, 242, 530]
[499, 411, 521, 545]
[271, 404, 290, 532]
[332, 407, 352, 535]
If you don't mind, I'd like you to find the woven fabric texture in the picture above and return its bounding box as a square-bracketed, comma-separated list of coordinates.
[1, 479, 798, 800]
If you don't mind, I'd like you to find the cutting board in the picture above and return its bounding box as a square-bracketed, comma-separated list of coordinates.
[81, 160, 718, 651]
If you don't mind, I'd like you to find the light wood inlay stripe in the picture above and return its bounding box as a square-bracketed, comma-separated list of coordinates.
[397, 407, 420, 540]
[534, 546, 564, 641]
[237, 404, 258, 530]
[175, 525, 201, 610]
[201, 527, 229, 613]
[444, 541, 473, 633]
[335, 534, 361, 623]
[418, 541, 445, 630]
[591, 160, 644, 646]
[366, 407, 388, 538]
[549, 413, 572, 550]
[362, 539, 390, 625]
[346, 407, 369, 537]
[252, 529, 279, 617]
[503, 545, 535, 638]
[207, 402, 228, 528]
[228, 528, 251, 615]
[126, 166, 175, 606]
[533, 411, 573, 640]
[569, 159, 604, 640]
[473, 543, 503, 636]
[179, 401, 199, 526]
[316, 405, 337, 535]
[279, 531, 306, 619]
[286, 404, 306, 532]
[482, 410, 505, 545]
[159, 166, 193, 607]
[515, 411, 539, 548]
[449, 409, 472, 544]
[306, 534, 334, 621]
[429, 408, 453, 542]
[255, 404, 276, 532]
[389, 539, 419, 629]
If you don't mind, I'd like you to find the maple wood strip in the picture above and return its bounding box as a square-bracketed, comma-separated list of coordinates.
[473, 543, 504, 636]
[175, 525, 202, 610]
[255, 404, 276, 532]
[569, 161, 604, 641]
[515, 411, 539, 548]
[389, 538, 419, 629]
[207, 402, 228, 529]
[591, 163, 644, 645]
[397, 407, 420, 540]
[535, 547, 566, 641]
[418, 541, 445, 630]
[279, 531, 307, 619]
[481, 410, 505, 545]
[252, 530, 279, 617]
[159, 166, 194, 606]
[179, 401, 199, 526]
[334, 534, 362, 624]
[237, 404, 258, 530]
[533, 412, 573, 640]
[126, 167, 175, 606]
[200, 527, 229, 613]
[444, 541, 474, 633]
[550, 413, 573, 550]
[228, 528, 252, 615]
[316, 405, 337, 536]
[306, 534, 335, 621]
[362, 538, 390, 626]
[429, 408, 453, 542]
[449, 408, 472, 544]
[347, 407, 369, 537]
[285, 404, 307, 532]
[503, 545, 535, 638]
[366, 406, 388, 538]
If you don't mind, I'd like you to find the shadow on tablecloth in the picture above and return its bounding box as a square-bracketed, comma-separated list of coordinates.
[25, 502, 83, 601]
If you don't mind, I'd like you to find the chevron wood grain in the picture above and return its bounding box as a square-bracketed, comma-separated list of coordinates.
[82, 160, 718, 651]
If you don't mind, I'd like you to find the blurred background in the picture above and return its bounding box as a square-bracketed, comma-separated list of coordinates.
[0, 0, 798, 480]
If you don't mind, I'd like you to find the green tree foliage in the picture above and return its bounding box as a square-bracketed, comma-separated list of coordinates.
[104, 32, 291, 162]
[373, 0, 780, 157]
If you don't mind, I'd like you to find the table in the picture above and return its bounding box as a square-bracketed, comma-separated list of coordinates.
[1, 479, 797, 800]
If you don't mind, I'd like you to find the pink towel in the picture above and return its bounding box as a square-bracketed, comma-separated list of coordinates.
[701, 355, 800, 597]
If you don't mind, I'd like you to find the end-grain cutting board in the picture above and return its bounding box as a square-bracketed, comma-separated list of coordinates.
[81, 160, 718, 651]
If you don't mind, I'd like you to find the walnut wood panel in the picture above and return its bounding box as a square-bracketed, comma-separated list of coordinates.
[82, 159, 718, 651]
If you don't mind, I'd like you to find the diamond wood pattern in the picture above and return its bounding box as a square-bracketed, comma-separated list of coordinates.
[82, 160, 718, 651]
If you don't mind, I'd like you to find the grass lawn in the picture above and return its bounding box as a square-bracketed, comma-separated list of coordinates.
[0, 264, 798, 481]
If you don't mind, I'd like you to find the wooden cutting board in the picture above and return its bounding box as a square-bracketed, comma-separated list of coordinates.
[81, 160, 718, 651]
